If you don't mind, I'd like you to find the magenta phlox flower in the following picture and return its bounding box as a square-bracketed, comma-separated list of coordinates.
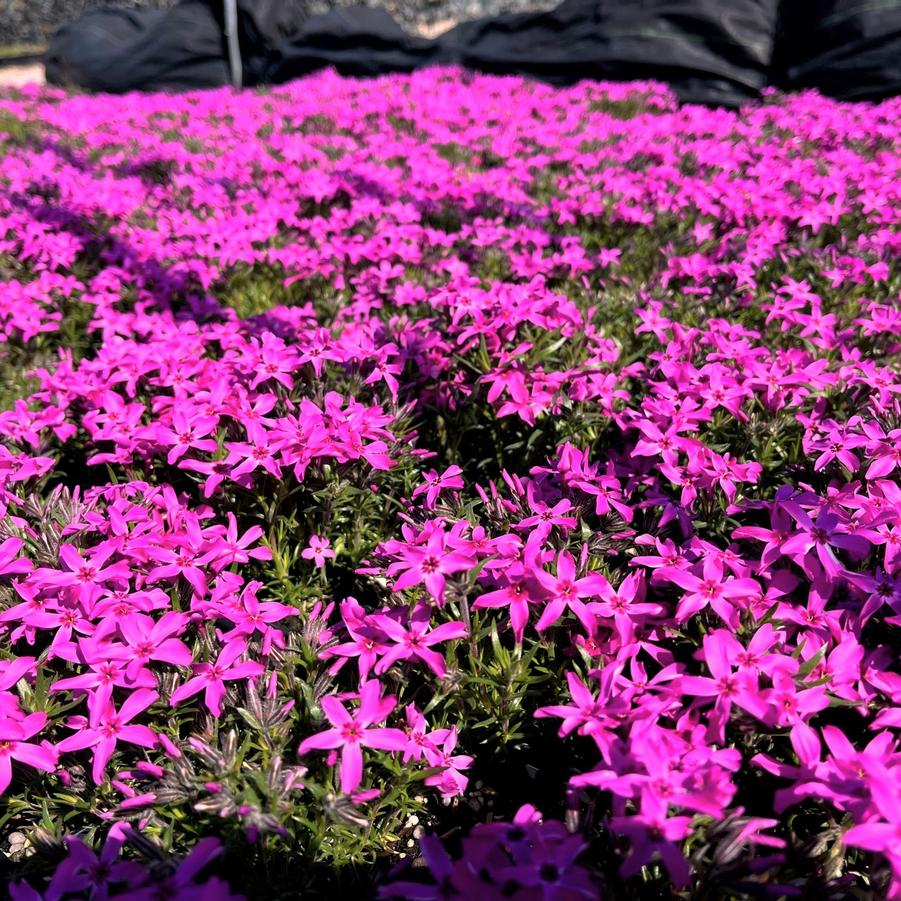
[761, 671, 830, 729]
[378, 833, 483, 899]
[169, 642, 263, 717]
[777, 572, 843, 640]
[732, 503, 796, 570]
[58, 689, 158, 784]
[516, 494, 578, 540]
[321, 603, 392, 680]
[810, 419, 868, 473]
[372, 604, 468, 677]
[198, 513, 272, 570]
[412, 465, 464, 509]
[575, 468, 635, 522]
[631, 418, 695, 466]
[533, 550, 607, 632]
[632, 536, 693, 571]
[493, 825, 595, 900]
[363, 346, 403, 401]
[106, 611, 193, 681]
[297, 328, 337, 377]
[298, 680, 406, 794]
[680, 631, 769, 742]
[781, 506, 873, 577]
[697, 365, 749, 421]
[249, 333, 298, 390]
[33, 541, 131, 604]
[178, 456, 234, 498]
[400, 704, 449, 764]
[473, 561, 538, 643]
[339, 435, 396, 471]
[847, 567, 901, 623]
[301, 535, 335, 568]
[135, 836, 240, 901]
[841, 754, 901, 890]
[386, 525, 475, 604]
[863, 421, 901, 480]
[657, 556, 758, 628]
[541, 664, 631, 761]
[146, 517, 208, 597]
[50, 638, 157, 721]
[587, 571, 664, 643]
[0, 705, 57, 793]
[0, 656, 37, 691]
[0, 536, 32, 578]
[423, 727, 472, 798]
[153, 409, 219, 465]
[609, 791, 693, 888]
[225, 422, 284, 480]
[537, 670, 616, 738]
[381, 807, 595, 900]
[215, 581, 296, 652]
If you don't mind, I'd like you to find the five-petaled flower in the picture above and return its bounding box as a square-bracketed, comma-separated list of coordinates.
[299, 681, 407, 794]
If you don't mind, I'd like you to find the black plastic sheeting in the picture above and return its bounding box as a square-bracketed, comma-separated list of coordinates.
[267, 0, 778, 106]
[43, 0, 312, 92]
[45, 0, 901, 105]
[774, 1, 901, 102]
[447, 0, 777, 104]
[45, 2, 229, 94]
[267, 6, 441, 80]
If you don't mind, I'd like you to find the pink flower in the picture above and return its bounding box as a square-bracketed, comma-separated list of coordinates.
[473, 563, 536, 643]
[782, 507, 873, 577]
[46, 828, 147, 899]
[0, 708, 57, 794]
[680, 630, 769, 742]
[842, 757, 901, 890]
[105, 611, 193, 681]
[372, 605, 468, 677]
[609, 791, 693, 888]
[33, 541, 131, 604]
[424, 727, 472, 799]
[533, 549, 606, 632]
[301, 536, 335, 568]
[657, 556, 759, 628]
[399, 704, 449, 763]
[298, 681, 406, 794]
[412, 465, 464, 510]
[153, 410, 219, 465]
[0, 536, 31, 578]
[169, 643, 264, 717]
[387, 527, 475, 604]
[58, 689, 158, 784]
[199, 513, 273, 570]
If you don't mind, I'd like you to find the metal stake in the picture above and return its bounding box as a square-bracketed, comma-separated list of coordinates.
[223, 0, 243, 89]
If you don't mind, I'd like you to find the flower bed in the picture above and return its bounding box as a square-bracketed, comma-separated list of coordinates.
[0, 72, 899, 899]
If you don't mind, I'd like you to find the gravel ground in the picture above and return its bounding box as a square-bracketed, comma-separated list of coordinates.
[1, 0, 556, 46]
[312, 0, 556, 30]
[0, 1, 172, 45]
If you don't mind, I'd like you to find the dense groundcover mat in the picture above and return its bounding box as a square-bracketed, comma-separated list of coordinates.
[0, 70, 899, 899]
